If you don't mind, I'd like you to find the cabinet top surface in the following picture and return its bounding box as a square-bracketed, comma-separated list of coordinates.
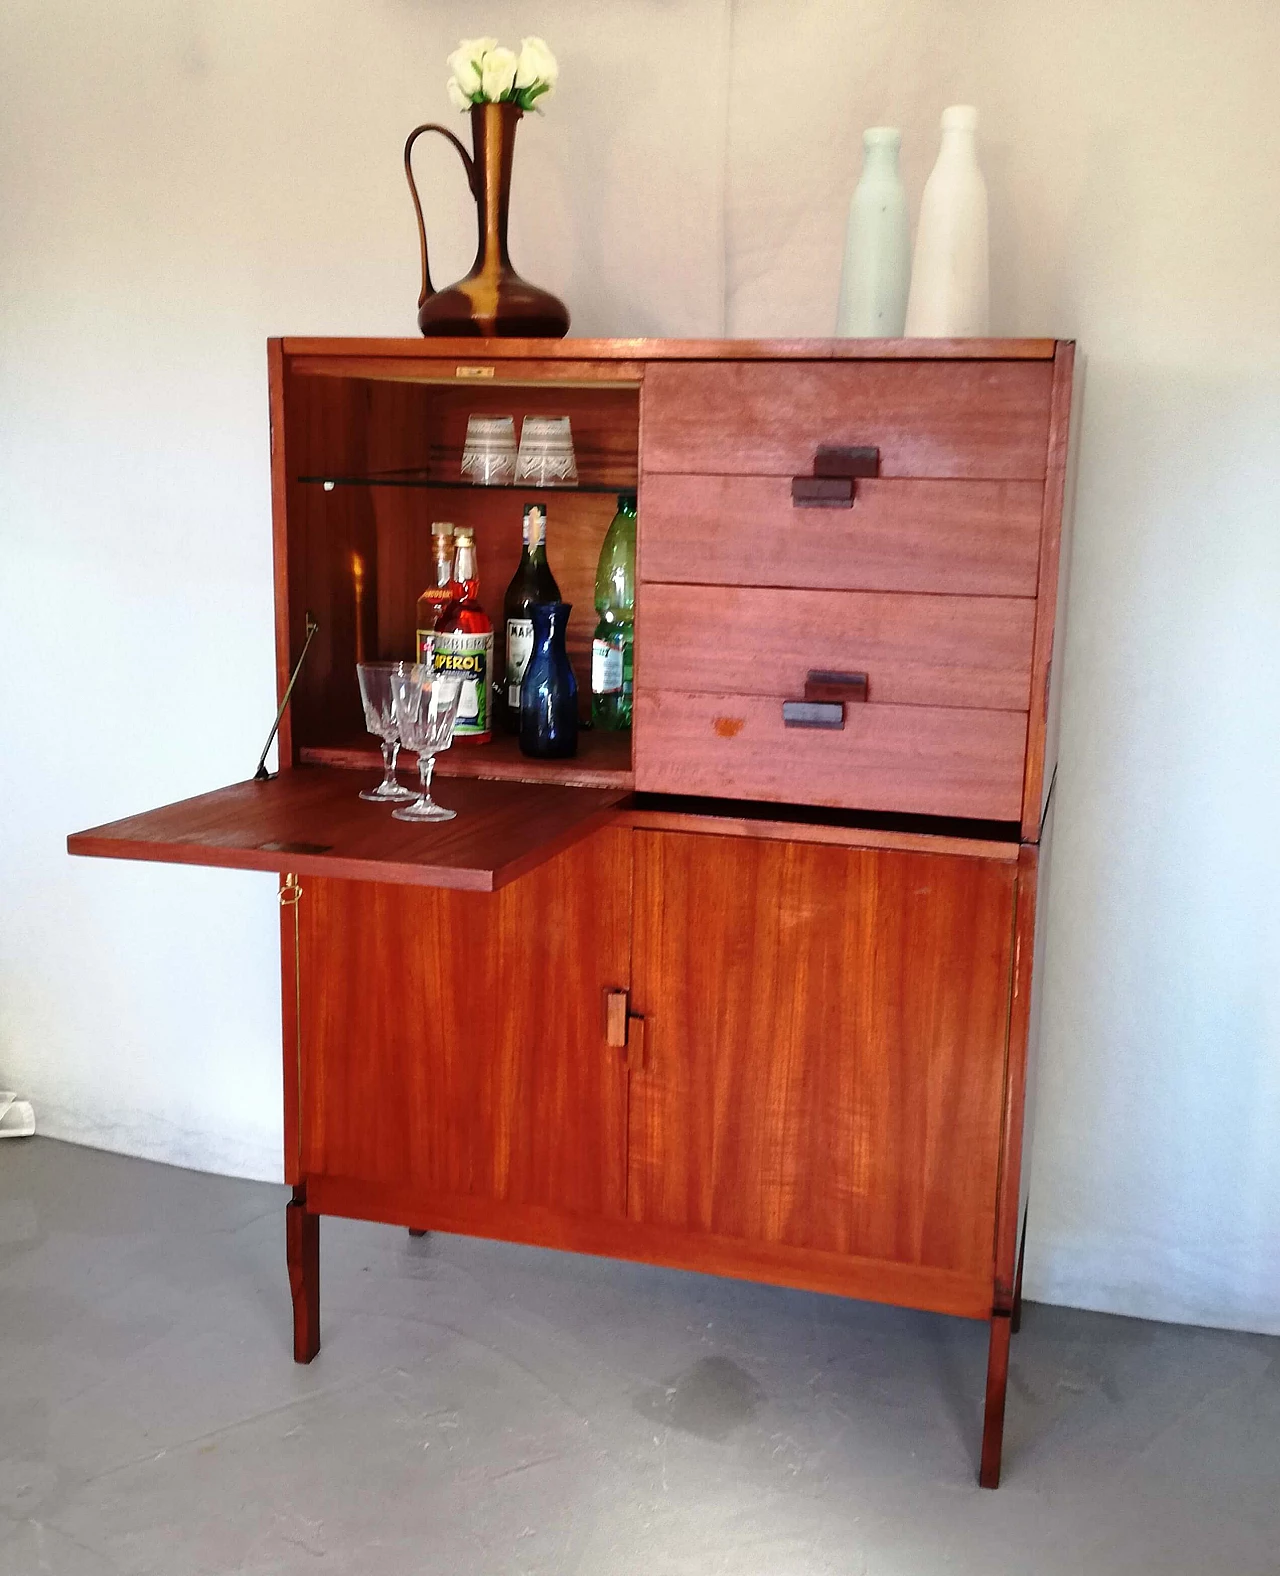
[278, 336, 1064, 363]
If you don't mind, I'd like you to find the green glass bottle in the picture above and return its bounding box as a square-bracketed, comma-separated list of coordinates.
[591, 490, 636, 730]
[500, 502, 561, 732]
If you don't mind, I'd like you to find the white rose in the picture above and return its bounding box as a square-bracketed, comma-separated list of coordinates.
[446, 75, 471, 111]
[480, 45, 517, 101]
[514, 36, 558, 93]
[446, 36, 496, 97]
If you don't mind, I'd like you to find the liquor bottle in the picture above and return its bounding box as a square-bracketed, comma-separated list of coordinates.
[415, 522, 458, 662]
[591, 490, 636, 729]
[500, 502, 561, 732]
[432, 526, 493, 742]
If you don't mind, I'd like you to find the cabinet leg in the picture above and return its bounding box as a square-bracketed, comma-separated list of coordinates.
[1011, 1210, 1028, 1335]
[286, 1185, 320, 1364]
[979, 1310, 1012, 1488]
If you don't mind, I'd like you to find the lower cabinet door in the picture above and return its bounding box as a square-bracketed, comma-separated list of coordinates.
[628, 830, 1017, 1281]
[296, 825, 632, 1218]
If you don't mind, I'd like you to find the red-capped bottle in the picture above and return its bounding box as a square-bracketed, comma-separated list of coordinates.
[432, 526, 493, 742]
[415, 521, 458, 663]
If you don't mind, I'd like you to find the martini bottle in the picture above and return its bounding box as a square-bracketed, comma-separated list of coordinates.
[500, 502, 560, 732]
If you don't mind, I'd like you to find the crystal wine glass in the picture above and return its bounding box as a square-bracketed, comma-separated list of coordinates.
[356, 662, 418, 803]
[389, 665, 464, 822]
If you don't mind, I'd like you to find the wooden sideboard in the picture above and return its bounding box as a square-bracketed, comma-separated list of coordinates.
[69, 336, 1077, 1488]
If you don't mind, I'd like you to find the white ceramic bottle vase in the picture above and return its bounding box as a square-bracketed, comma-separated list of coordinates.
[904, 105, 990, 336]
[836, 127, 911, 337]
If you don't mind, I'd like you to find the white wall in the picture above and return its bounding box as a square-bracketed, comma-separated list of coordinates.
[2, 1, 1277, 1334]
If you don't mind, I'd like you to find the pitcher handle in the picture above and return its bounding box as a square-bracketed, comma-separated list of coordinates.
[404, 123, 477, 310]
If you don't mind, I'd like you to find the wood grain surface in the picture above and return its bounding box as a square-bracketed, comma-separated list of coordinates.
[994, 842, 1043, 1313]
[641, 360, 1055, 479]
[297, 828, 631, 1216]
[268, 341, 298, 769]
[281, 336, 1058, 364]
[67, 767, 625, 891]
[286, 1188, 320, 1362]
[637, 475, 1044, 596]
[1021, 341, 1078, 839]
[638, 584, 1036, 711]
[627, 832, 1016, 1276]
[305, 1174, 993, 1319]
[634, 690, 1027, 820]
[618, 805, 1019, 863]
[292, 356, 647, 385]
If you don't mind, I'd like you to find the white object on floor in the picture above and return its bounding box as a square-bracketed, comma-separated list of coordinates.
[0, 1092, 35, 1138]
[904, 104, 990, 337]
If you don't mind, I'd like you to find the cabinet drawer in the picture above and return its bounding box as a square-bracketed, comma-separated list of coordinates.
[638, 475, 1043, 596]
[642, 360, 1054, 480]
[634, 690, 1026, 820]
[638, 585, 1035, 712]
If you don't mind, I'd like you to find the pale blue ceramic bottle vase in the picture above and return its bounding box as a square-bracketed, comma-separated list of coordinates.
[835, 127, 911, 337]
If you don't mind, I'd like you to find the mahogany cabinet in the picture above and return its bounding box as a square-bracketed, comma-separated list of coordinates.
[69, 336, 1077, 1488]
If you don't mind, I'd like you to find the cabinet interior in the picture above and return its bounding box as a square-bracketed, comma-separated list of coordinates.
[281, 368, 640, 777]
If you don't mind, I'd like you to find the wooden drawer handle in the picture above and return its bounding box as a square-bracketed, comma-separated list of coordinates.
[805, 670, 868, 704]
[783, 699, 845, 729]
[791, 475, 853, 508]
[791, 445, 880, 508]
[814, 445, 880, 478]
[782, 671, 869, 730]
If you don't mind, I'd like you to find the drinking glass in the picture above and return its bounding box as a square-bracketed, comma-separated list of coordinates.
[356, 662, 417, 802]
[390, 665, 464, 822]
[460, 415, 517, 485]
[515, 415, 578, 486]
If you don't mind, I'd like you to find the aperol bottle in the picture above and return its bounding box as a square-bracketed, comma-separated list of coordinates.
[432, 526, 493, 742]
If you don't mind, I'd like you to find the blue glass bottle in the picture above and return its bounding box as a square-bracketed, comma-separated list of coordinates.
[519, 602, 578, 758]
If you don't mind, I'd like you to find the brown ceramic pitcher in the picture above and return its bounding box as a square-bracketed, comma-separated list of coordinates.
[404, 101, 570, 338]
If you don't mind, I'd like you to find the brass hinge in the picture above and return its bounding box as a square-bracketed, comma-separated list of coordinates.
[279, 871, 303, 906]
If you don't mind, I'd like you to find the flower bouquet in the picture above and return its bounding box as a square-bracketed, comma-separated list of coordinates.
[446, 36, 558, 112]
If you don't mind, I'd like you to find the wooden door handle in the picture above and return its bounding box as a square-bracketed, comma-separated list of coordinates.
[626, 1012, 647, 1073]
[604, 989, 629, 1048]
[603, 989, 646, 1070]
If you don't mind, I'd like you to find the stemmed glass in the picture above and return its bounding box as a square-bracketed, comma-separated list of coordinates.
[389, 665, 464, 823]
[356, 662, 418, 803]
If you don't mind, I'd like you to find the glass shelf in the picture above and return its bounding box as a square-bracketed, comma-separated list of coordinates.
[300, 469, 636, 495]
[300, 726, 633, 792]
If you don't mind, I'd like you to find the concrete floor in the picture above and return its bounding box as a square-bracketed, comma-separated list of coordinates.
[1, 1140, 1276, 1576]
